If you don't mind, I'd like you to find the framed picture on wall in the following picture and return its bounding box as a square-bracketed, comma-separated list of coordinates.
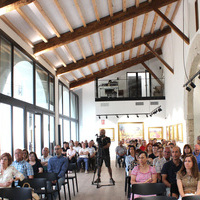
[100, 128, 115, 141]
[173, 125, 178, 141]
[148, 127, 163, 140]
[177, 123, 183, 142]
[166, 126, 169, 140]
[169, 125, 174, 140]
[118, 122, 144, 143]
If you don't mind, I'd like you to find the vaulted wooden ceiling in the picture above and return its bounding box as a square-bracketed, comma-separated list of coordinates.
[0, 0, 189, 89]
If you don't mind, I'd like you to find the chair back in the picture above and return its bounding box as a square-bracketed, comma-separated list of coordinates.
[19, 178, 47, 189]
[68, 163, 77, 171]
[182, 195, 200, 200]
[35, 172, 58, 181]
[132, 183, 166, 199]
[0, 187, 32, 200]
[136, 196, 177, 200]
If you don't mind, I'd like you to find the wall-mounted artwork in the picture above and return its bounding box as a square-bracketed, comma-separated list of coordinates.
[169, 125, 174, 140]
[100, 128, 115, 141]
[173, 125, 178, 141]
[148, 127, 163, 140]
[118, 122, 144, 143]
[166, 126, 169, 140]
[177, 123, 183, 142]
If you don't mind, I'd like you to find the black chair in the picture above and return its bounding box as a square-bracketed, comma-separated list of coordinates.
[183, 195, 200, 200]
[0, 187, 32, 200]
[35, 172, 61, 200]
[136, 196, 177, 200]
[131, 183, 166, 200]
[18, 178, 47, 199]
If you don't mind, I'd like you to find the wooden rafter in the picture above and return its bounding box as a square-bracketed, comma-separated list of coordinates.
[153, 7, 189, 44]
[40, 54, 57, 71]
[71, 71, 78, 81]
[79, 68, 85, 78]
[105, 58, 109, 69]
[76, 40, 86, 59]
[122, 0, 126, 63]
[107, 0, 113, 17]
[99, 31, 105, 52]
[34, 0, 179, 55]
[54, 0, 73, 32]
[141, 62, 163, 86]
[135, 0, 140, 8]
[0, 15, 33, 47]
[144, 42, 174, 73]
[92, 0, 100, 21]
[113, 55, 117, 66]
[87, 35, 96, 56]
[88, 65, 93, 75]
[0, 0, 34, 15]
[74, 0, 86, 27]
[97, 62, 101, 71]
[34, 0, 60, 38]
[56, 27, 171, 75]
[70, 48, 162, 88]
[60, 76, 70, 84]
[63, 45, 76, 63]
[16, 7, 48, 43]
[53, 49, 66, 67]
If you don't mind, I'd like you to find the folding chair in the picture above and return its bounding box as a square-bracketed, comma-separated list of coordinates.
[182, 195, 200, 200]
[136, 196, 177, 200]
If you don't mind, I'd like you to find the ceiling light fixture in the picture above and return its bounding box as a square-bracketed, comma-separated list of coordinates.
[190, 82, 196, 88]
[186, 86, 191, 92]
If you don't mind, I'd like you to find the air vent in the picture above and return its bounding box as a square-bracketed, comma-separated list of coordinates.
[135, 102, 144, 106]
[101, 103, 109, 107]
[150, 101, 159, 105]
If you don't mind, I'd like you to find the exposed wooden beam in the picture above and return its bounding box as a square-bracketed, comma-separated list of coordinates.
[53, 49, 66, 67]
[153, 7, 189, 44]
[79, 68, 85, 78]
[107, 0, 113, 17]
[111, 26, 115, 48]
[105, 58, 109, 68]
[88, 65, 93, 75]
[70, 48, 162, 88]
[97, 62, 101, 71]
[63, 45, 76, 63]
[135, 0, 140, 8]
[76, 40, 86, 59]
[87, 35, 96, 56]
[144, 42, 174, 73]
[34, 0, 178, 55]
[74, 0, 86, 27]
[0, 0, 34, 15]
[100, 31, 105, 52]
[92, 0, 100, 21]
[141, 62, 163, 86]
[34, 0, 60, 38]
[56, 26, 171, 75]
[40, 54, 57, 71]
[71, 71, 78, 81]
[16, 8, 48, 43]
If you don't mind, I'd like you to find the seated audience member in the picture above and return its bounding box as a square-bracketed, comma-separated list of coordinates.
[161, 139, 167, 147]
[197, 136, 200, 146]
[22, 149, 29, 162]
[115, 141, 127, 168]
[67, 143, 76, 163]
[161, 146, 182, 198]
[169, 142, 175, 150]
[149, 139, 153, 145]
[153, 138, 157, 145]
[131, 151, 157, 198]
[77, 142, 89, 173]
[140, 140, 147, 151]
[172, 139, 176, 146]
[181, 144, 192, 160]
[62, 142, 69, 156]
[73, 141, 81, 155]
[69, 140, 74, 147]
[91, 140, 97, 150]
[193, 144, 200, 171]
[40, 147, 52, 169]
[125, 145, 136, 173]
[11, 149, 34, 179]
[87, 141, 96, 170]
[85, 140, 89, 148]
[0, 153, 24, 188]
[146, 143, 153, 164]
[48, 145, 69, 199]
[177, 154, 200, 199]
[29, 152, 43, 175]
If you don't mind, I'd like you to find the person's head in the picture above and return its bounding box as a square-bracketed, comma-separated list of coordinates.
[29, 152, 38, 162]
[88, 141, 93, 148]
[141, 140, 146, 146]
[138, 151, 148, 165]
[164, 146, 171, 160]
[119, 141, 123, 146]
[157, 146, 164, 158]
[153, 138, 157, 145]
[82, 142, 86, 149]
[128, 145, 136, 156]
[42, 147, 49, 157]
[169, 142, 175, 149]
[179, 154, 199, 178]
[172, 146, 181, 161]
[54, 145, 62, 157]
[22, 149, 29, 160]
[172, 139, 176, 145]
[14, 149, 23, 162]
[74, 141, 79, 147]
[0, 153, 12, 167]
[146, 143, 153, 153]
[152, 144, 158, 154]
[69, 143, 74, 149]
[194, 144, 200, 156]
[135, 149, 142, 161]
[183, 144, 192, 157]
[63, 142, 69, 148]
[149, 139, 153, 145]
[84, 140, 88, 144]
[161, 139, 166, 144]
[100, 129, 105, 137]
[197, 136, 200, 145]
[122, 139, 125, 144]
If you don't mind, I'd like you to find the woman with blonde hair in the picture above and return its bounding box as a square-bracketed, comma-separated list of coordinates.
[177, 154, 200, 199]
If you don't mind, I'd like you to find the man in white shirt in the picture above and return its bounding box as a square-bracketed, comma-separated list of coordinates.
[73, 141, 81, 155]
[40, 147, 52, 172]
[88, 141, 96, 170]
[77, 143, 89, 174]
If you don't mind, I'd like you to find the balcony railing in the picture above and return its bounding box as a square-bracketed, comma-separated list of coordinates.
[95, 78, 165, 100]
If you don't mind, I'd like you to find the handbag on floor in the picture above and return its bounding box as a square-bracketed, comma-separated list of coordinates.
[22, 182, 40, 200]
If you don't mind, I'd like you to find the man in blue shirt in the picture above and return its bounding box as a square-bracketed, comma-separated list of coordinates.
[193, 144, 200, 170]
[48, 145, 69, 199]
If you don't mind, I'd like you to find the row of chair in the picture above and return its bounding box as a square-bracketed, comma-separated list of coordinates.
[131, 183, 200, 200]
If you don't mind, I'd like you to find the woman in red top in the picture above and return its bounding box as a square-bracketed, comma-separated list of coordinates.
[140, 140, 147, 151]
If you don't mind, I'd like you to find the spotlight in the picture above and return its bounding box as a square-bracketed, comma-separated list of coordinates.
[153, 110, 157, 115]
[116, 115, 119, 118]
[190, 82, 196, 88]
[186, 86, 191, 92]
[127, 115, 129, 118]
[158, 107, 162, 112]
[106, 115, 108, 119]
[136, 114, 139, 118]
[198, 74, 200, 79]
[146, 114, 148, 117]
[150, 114, 152, 117]
[98, 116, 101, 119]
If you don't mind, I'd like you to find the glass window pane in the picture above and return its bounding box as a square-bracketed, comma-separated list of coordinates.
[36, 65, 48, 109]
[14, 47, 33, 103]
[63, 86, 69, 116]
[0, 103, 11, 154]
[35, 114, 42, 157]
[59, 84, 63, 114]
[0, 37, 11, 96]
[70, 93, 77, 119]
[64, 120, 70, 142]
[71, 121, 77, 141]
[27, 112, 34, 152]
[13, 106, 24, 151]
[43, 115, 49, 150]
[49, 76, 54, 111]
